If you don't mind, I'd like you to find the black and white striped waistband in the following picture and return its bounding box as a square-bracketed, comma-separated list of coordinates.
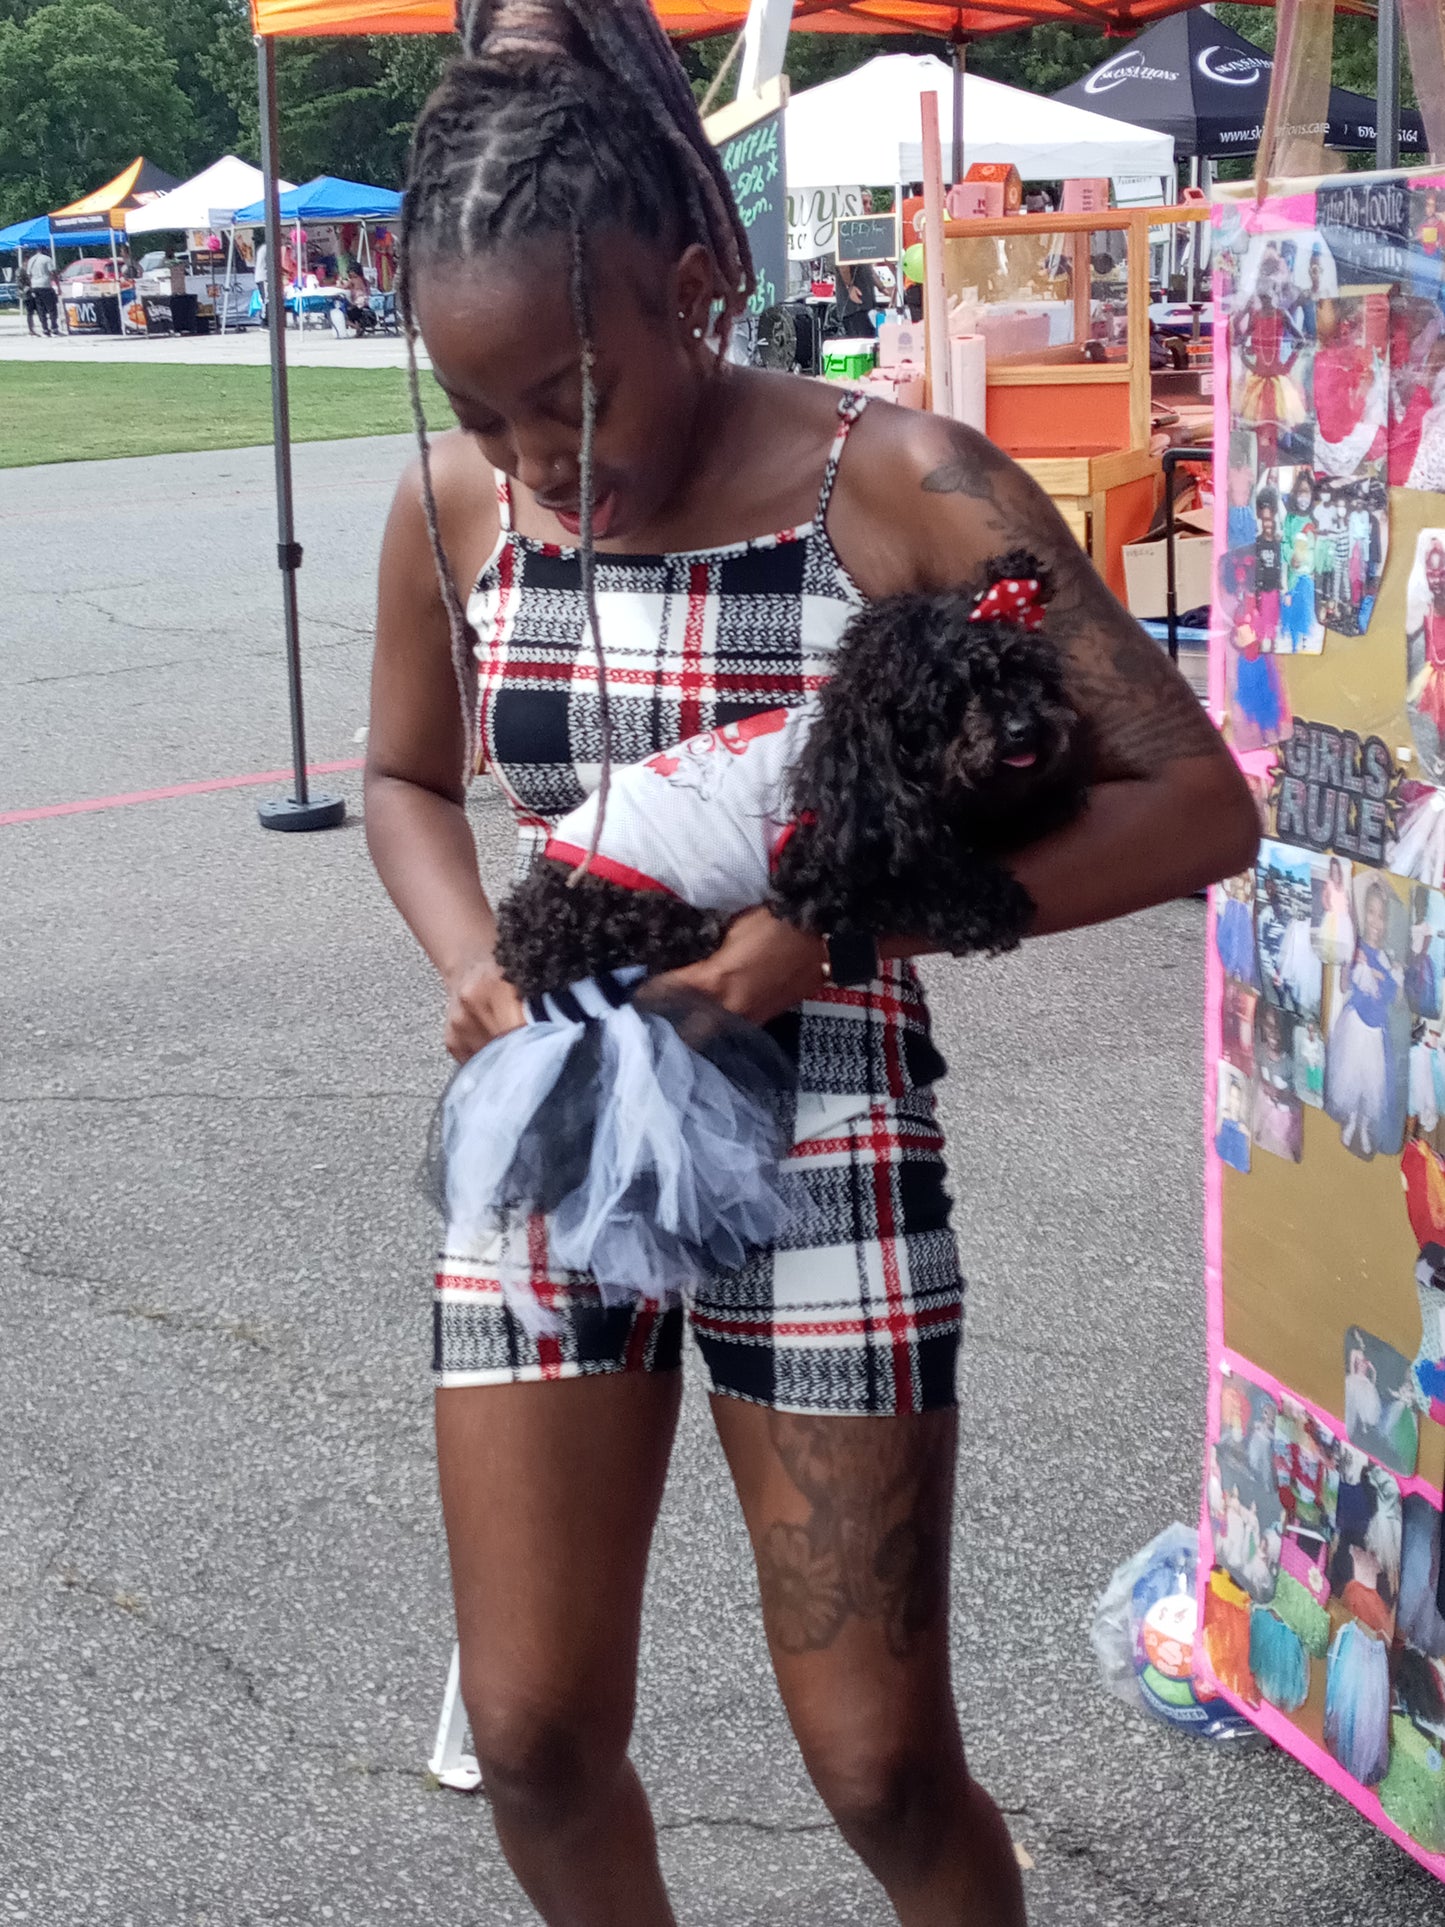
[524, 967, 646, 1027]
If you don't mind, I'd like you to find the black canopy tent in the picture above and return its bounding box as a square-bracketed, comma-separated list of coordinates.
[1053, 11, 1426, 161]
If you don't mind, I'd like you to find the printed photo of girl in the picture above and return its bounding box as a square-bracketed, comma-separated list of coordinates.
[1253, 1004, 1303, 1161]
[1215, 1061, 1252, 1174]
[1406, 529, 1445, 783]
[1407, 884, 1445, 1019]
[1277, 466, 1323, 654]
[1216, 868, 1260, 985]
[1343, 1328, 1420, 1478]
[1294, 1017, 1327, 1107]
[1327, 876, 1410, 1159]
[1209, 1377, 1283, 1604]
[1311, 854, 1356, 966]
[1407, 1019, 1445, 1142]
[1223, 981, 1260, 1074]
[1256, 841, 1322, 1019]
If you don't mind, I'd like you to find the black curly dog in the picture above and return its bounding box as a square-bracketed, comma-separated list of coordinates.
[495, 552, 1090, 999]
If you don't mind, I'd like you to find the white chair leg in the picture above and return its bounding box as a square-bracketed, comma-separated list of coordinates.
[429, 1641, 482, 1792]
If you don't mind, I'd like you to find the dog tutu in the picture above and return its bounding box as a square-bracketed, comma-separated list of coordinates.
[430, 972, 797, 1332]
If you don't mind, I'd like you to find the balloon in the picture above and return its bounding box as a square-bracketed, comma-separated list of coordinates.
[901, 243, 925, 284]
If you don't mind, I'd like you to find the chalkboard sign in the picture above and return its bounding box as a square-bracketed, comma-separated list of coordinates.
[706, 78, 789, 319]
[835, 213, 899, 266]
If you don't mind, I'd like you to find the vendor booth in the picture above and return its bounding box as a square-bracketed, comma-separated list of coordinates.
[49, 158, 181, 336]
[228, 174, 402, 329]
[125, 156, 294, 333]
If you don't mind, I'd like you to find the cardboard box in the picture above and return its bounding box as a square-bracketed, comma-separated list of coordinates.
[946, 181, 1000, 219]
[1122, 510, 1213, 621]
[965, 162, 1022, 214]
[1061, 178, 1110, 214]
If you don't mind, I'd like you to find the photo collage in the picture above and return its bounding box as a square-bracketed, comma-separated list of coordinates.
[1213, 842, 1415, 1172]
[1207, 169, 1445, 1870]
[1203, 1371, 1445, 1849]
[1214, 180, 1445, 753]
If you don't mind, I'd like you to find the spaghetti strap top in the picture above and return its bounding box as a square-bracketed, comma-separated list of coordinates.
[468, 391, 869, 875]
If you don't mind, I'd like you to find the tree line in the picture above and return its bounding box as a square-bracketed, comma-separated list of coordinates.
[0, 0, 1396, 231]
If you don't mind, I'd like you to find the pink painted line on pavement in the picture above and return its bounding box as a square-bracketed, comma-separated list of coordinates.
[0, 758, 364, 827]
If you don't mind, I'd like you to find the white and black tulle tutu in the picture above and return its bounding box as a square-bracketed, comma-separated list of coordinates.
[1390, 784, 1445, 889]
[429, 971, 797, 1333]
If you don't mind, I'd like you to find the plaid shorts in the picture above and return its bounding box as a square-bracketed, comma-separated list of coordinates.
[432, 965, 964, 1417]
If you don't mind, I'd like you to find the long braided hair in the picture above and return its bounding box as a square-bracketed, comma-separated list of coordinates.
[399, 0, 754, 846]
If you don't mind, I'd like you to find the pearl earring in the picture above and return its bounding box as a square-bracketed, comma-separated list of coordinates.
[692, 325, 703, 339]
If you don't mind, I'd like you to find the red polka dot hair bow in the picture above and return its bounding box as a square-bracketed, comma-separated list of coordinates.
[969, 575, 1047, 630]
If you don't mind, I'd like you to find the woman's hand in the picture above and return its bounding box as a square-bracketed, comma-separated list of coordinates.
[445, 958, 526, 1062]
[652, 905, 827, 1026]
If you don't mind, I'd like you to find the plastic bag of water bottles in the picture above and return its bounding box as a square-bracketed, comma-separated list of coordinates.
[1090, 1523, 1266, 1746]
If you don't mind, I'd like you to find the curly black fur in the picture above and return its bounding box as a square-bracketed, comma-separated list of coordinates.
[497, 551, 1089, 991]
[494, 860, 724, 999]
[773, 552, 1087, 956]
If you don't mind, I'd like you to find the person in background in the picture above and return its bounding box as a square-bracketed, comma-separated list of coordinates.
[345, 264, 378, 334]
[25, 248, 58, 337]
[254, 238, 268, 322]
[833, 258, 877, 338]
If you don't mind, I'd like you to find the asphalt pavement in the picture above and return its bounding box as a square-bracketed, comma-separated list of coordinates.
[1, 435, 1437, 1925]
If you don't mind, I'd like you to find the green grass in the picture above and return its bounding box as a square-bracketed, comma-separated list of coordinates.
[0, 361, 453, 467]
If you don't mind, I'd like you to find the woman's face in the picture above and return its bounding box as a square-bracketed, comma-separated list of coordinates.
[413, 230, 717, 543]
[1365, 895, 1387, 946]
[1330, 858, 1343, 886]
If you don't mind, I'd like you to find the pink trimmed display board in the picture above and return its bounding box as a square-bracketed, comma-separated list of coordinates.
[1198, 167, 1445, 1877]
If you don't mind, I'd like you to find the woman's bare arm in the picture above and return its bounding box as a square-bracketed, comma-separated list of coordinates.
[365, 443, 523, 1057]
[841, 413, 1260, 931]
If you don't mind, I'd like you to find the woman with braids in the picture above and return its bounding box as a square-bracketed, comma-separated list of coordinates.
[365, 3, 1257, 1919]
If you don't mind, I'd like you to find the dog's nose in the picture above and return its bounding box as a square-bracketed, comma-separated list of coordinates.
[999, 718, 1037, 768]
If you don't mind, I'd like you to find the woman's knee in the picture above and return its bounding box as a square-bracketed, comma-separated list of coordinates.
[463, 1673, 631, 1823]
[805, 1730, 966, 1871]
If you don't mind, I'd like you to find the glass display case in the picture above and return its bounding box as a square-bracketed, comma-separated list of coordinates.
[932, 204, 1211, 595]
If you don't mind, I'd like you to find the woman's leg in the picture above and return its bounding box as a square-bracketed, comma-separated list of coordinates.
[437, 1371, 682, 1926]
[711, 1399, 1026, 1927]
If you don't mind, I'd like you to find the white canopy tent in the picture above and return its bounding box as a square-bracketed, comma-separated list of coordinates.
[785, 54, 1175, 190]
[123, 156, 293, 237]
[124, 156, 296, 333]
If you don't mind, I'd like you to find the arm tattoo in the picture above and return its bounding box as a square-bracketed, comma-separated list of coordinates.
[755, 1413, 950, 1659]
[922, 432, 1220, 780]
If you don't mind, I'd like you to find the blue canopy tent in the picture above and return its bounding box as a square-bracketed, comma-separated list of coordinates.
[0, 216, 53, 313]
[228, 173, 401, 225]
[0, 214, 53, 250]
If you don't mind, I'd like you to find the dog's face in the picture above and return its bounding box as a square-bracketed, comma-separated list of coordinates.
[934, 628, 1084, 826]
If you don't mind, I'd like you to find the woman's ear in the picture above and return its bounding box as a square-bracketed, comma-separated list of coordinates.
[671, 243, 715, 342]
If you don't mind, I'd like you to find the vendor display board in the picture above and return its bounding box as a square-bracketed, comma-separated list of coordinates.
[1200, 164, 1445, 1877]
[705, 77, 788, 320]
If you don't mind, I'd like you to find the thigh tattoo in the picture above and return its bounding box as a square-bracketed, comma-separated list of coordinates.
[756, 1413, 954, 1660]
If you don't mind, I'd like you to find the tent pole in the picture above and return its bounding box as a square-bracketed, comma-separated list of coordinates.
[951, 40, 965, 186]
[1377, 0, 1400, 169]
[111, 225, 128, 337]
[255, 31, 344, 833]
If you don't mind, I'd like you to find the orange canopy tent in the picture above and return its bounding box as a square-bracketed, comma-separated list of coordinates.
[249, 0, 1272, 39]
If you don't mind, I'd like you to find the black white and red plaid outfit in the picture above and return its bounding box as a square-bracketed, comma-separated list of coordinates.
[434, 392, 964, 1416]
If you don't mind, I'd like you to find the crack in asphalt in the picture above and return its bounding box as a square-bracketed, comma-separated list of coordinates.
[52, 1571, 265, 1708]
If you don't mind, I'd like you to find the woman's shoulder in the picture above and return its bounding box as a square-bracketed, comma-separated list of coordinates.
[825, 391, 1027, 597]
[384, 426, 500, 597]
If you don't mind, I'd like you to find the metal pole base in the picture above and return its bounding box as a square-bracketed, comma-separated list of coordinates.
[258, 794, 346, 832]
